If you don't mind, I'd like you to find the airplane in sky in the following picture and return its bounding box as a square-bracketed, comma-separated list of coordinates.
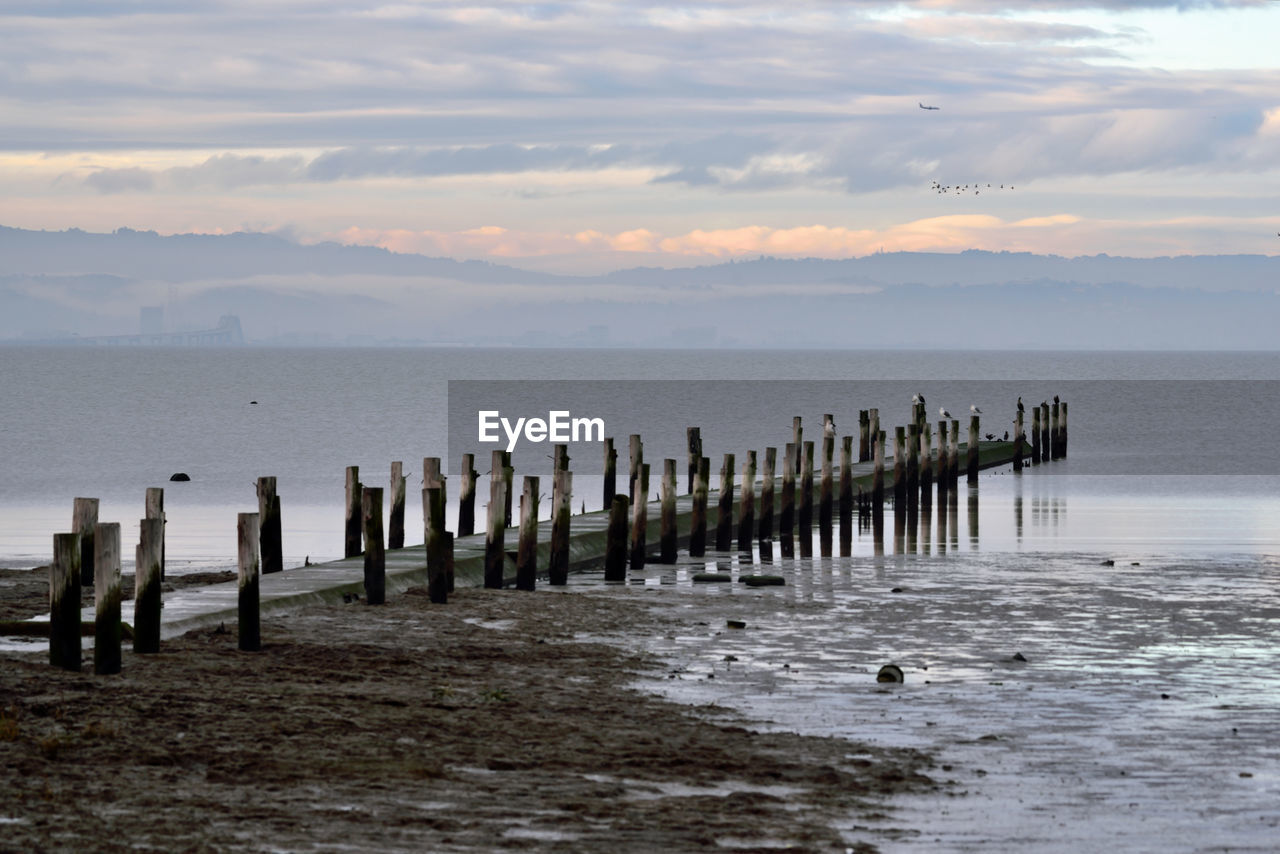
[919, 102, 940, 110]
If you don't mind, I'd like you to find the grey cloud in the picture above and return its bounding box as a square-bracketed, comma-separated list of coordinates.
[83, 167, 155, 193]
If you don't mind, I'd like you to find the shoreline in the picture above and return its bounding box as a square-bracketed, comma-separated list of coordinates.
[0, 580, 941, 852]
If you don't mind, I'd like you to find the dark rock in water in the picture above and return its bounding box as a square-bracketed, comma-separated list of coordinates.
[1100, 559, 1115, 566]
[739, 574, 785, 587]
[1011, 652, 1028, 662]
[169, 472, 191, 482]
[877, 664, 905, 683]
[249, 400, 258, 405]
[726, 619, 747, 629]
[692, 572, 733, 583]
[891, 586, 904, 593]
[1131, 562, 1141, 566]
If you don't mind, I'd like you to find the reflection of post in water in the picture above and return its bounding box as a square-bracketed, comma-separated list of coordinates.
[919, 485, 931, 554]
[936, 477, 948, 554]
[1014, 485, 1024, 541]
[759, 538, 774, 564]
[967, 485, 979, 548]
[873, 500, 884, 557]
[948, 476, 960, 551]
[892, 427, 905, 554]
[839, 436, 853, 558]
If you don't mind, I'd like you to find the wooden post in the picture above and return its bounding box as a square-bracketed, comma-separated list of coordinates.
[502, 451, 514, 528]
[73, 497, 97, 586]
[389, 462, 406, 550]
[868, 409, 880, 466]
[759, 447, 776, 542]
[550, 468, 573, 583]
[553, 443, 569, 474]
[690, 457, 709, 557]
[1040, 402, 1050, 464]
[920, 423, 933, 513]
[445, 531, 455, 593]
[661, 459, 678, 563]
[629, 434, 643, 508]
[134, 517, 163, 654]
[737, 451, 756, 553]
[49, 532, 81, 671]
[458, 453, 478, 537]
[1031, 406, 1041, 466]
[630, 465, 648, 569]
[820, 428, 834, 549]
[363, 487, 386, 605]
[893, 427, 906, 509]
[906, 424, 919, 514]
[968, 415, 980, 485]
[603, 437, 617, 508]
[858, 410, 870, 463]
[257, 476, 282, 575]
[949, 419, 960, 488]
[792, 416, 803, 475]
[144, 487, 165, 580]
[93, 522, 122, 675]
[686, 427, 702, 495]
[716, 453, 735, 552]
[1051, 400, 1061, 460]
[799, 441, 814, 557]
[1014, 409, 1025, 472]
[425, 485, 447, 603]
[604, 495, 629, 581]
[936, 421, 949, 504]
[237, 512, 261, 651]
[780, 442, 796, 542]
[872, 429, 885, 512]
[344, 466, 362, 557]
[485, 449, 507, 589]
[1060, 401, 1069, 458]
[516, 476, 539, 591]
[839, 436, 853, 553]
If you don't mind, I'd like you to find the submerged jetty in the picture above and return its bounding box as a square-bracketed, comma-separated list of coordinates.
[37, 399, 1067, 665]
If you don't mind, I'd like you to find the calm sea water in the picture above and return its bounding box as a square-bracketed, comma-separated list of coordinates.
[4, 347, 1280, 850]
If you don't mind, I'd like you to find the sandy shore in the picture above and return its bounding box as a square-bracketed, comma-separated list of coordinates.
[0, 570, 940, 852]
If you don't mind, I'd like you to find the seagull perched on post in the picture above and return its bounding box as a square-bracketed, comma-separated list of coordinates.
[1017, 396, 1025, 413]
[970, 405, 982, 415]
[939, 407, 953, 419]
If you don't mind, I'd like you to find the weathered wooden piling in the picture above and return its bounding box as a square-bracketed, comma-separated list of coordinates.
[630, 464, 650, 569]
[553, 443, 569, 474]
[1031, 406, 1041, 466]
[73, 497, 97, 586]
[516, 477, 539, 591]
[93, 522, 122, 675]
[389, 462, 406, 550]
[550, 468, 573, 584]
[344, 466, 362, 558]
[485, 450, 507, 589]
[949, 419, 960, 487]
[780, 442, 796, 544]
[458, 453, 478, 538]
[798, 440, 815, 532]
[715, 454, 735, 552]
[363, 487, 387, 605]
[424, 456, 446, 520]
[937, 420, 949, 503]
[144, 487, 165, 580]
[869, 408, 880, 459]
[872, 429, 885, 512]
[686, 427, 702, 495]
[425, 485, 447, 603]
[1051, 400, 1061, 460]
[858, 410, 870, 463]
[920, 423, 933, 513]
[603, 437, 617, 508]
[967, 414, 980, 485]
[605, 495, 629, 581]
[629, 434, 643, 506]
[661, 459, 678, 564]
[906, 424, 919, 513]
[738, 451, 756, 553]
[690, 457, 709, 557]
[445, 531, 455, 593]
[49, 532, 81, 671]
[1060, 402, 1069, 458]
[893, 427, 906, 509]
[502, 451, 514, 528]
[759, 447, 776, 542]
[237, 512, 261, 651]
[820, 427, 834, 549]
[134, 517, 163, 654]
[256, 476, 282, 575]
[792, 417, 803, 475]
[1040, 402, 1050, 464]
[1014, 409, 1025, 473]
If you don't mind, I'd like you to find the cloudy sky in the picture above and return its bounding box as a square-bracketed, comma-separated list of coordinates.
[2, 0, 1277, 273]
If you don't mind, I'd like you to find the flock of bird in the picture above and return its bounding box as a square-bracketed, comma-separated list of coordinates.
[930, 180, 1014, 195]
[910, 392, 1065, 443]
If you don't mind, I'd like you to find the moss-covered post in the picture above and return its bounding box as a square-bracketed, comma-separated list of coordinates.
[237, 512, 261, 651]
[603, 437, 617, 509]
[737, 451, 756, 553]
[690, 456, 710, 557]
[485, 449, 507, 589]
[363, 487, 386, 605]
[716, 453, 735, 552]
[605, 495, 629, 581]
[686, 427, 702, 495]
[73, 497, 97, 586]
[425, 485, 447, 603]
[49, 532, 81, 671]
[389, 462, 406, 550]
[759, 447, 776, 543]
[344, 466, 362, 558]
[660, 459, 678, 564]
[516, 476, 539, 591]
[550, 468, 573, 584]
[93, 522, 122, 675]
[134, 518, 163, 654]
[458, 453, 478, 537]
[257, 476, 282, 575]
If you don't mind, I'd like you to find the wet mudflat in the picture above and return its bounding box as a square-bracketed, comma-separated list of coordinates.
[0, 579, 939, 853]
